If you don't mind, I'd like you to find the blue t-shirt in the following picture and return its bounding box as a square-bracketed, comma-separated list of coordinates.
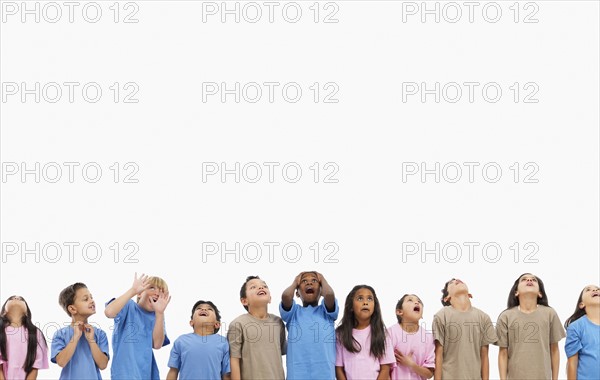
[51, 325, 109, 380]
[565, 316, 600, 380]
[106, 299, 170, 380]
[168, 333, 230, 379]
[279, 298, 339, 380]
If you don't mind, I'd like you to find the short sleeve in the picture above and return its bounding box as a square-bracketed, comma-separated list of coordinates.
[380, 333, 396, 365]
[565, 323, 582, 358]
[96, 328, 110, 359]
[495, 312, 509, 347]
[432, 313, 445, 346]
[222, 340, 231, 374]
[167, 339, 181, 369]
[227, 321, 244, 359]
[335, 335, 344, 367]
[423, 334, 436, 368]
[549, 309, 566, 343]
[162, 320, 170, 347]
[50, 328, 67, 363]
[279, 300, 297, 323]
[279, 318, 287, 355]
[33, 329, 49, 370]
[481, 313, 497, 345]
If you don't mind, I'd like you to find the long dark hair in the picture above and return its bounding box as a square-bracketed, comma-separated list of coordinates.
[506, 273, 549, 308]
[564, 286, 595, 328]
[335, 285, 387, 359]
[0, 296, 47, 376]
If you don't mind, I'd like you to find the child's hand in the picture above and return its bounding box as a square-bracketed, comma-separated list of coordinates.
[83, 324, 95, 343]
[294, 272, 304, 288]
[72, 321, 84, 341]
[131, 272, 150, 295]
[150, 290, 171, 313]
[395, 349, 417, 369]
[316, 272, 325, 284]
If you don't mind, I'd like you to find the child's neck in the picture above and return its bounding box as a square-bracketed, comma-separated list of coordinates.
[355, 318, 371, 330]
[72, 315, 89, 324]
[247, 305, 269, 320]
[586, 305, 600, 325]
[450, 294, 472, 311]
[400, 320, 419, 333]
[6, 312, 24, 327]
[518, 295, 539, 313]
[193, 326, 216, 336]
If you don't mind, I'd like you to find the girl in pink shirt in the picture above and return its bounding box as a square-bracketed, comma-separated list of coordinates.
[335, 285, 395, 380]
[0, 296, 48, 380]
[387, 294, 435, 380]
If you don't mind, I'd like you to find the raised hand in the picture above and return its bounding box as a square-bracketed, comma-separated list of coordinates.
[150, 290, 171, 313]
[131, 272, 150, 296]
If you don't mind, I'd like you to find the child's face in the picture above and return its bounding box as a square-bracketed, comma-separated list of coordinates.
[70, 288, 96, 317]
[2, 296, 27, 316]
[241, 278, 271, 308]
[352, 288, 375, 321]
[515, 274, 542, 298]
[580, 284, 600, 309]
[297, 272, 321, 305]
[446, 278, 469, 299]
[138, 285, 162, 312]
[397, 294, 423, 322]
[190, 303, 219, 331]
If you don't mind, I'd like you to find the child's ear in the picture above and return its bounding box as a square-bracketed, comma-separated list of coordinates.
[214, 321, 221, 329]
[468, 293, 473, 299]
[295, 290, 300, 298]
[68, 305, 77, 315]
[538, 293, 542, 299]
[395, 309, 403, 317]
[189, 320, 194, 327]
[443, 296, 450, 303]
[579, 302, 585, 309]
[241, 297, 248, 307]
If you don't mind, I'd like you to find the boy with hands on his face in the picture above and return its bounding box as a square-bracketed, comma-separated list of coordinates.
[104, 273, 171, 380]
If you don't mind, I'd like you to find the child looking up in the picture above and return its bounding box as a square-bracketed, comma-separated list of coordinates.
[280, 271, 339, 380]
[335, 285, 395, 380]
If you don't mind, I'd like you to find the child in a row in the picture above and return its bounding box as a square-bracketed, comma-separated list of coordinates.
[565, 284, 600, 380]
[104, 273, 171, 380]
[52, 282, 109, 379]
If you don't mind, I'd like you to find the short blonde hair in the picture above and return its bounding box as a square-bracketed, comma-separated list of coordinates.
[136, 276, 168, 302]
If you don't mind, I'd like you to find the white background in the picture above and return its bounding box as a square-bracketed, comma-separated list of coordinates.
[1, 1, 599, 379]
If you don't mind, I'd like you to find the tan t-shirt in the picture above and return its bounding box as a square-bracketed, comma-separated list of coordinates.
[495, 305, 566, 379]
[227, 313, 287, 380]
[433, 306, 497, 380]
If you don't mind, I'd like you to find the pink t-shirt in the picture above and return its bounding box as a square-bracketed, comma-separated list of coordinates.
[336, 325, 395, 379]
[387, 324, 435, 380]
[0, 326, 49, 380]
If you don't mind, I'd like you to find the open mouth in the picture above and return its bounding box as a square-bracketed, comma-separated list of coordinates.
[257, 290, 267, 296]
[198, 310, 209, 317]
[361, 307, 370, 312]
[592, 293, 600, 298]
[413, 306, 421, 312]
[305, 288, 315, 294]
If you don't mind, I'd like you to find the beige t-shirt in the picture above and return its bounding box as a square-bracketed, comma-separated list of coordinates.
[227, 313, 287, 380]
[495, 305, 566, 379]
[433, 306, 497, 380]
